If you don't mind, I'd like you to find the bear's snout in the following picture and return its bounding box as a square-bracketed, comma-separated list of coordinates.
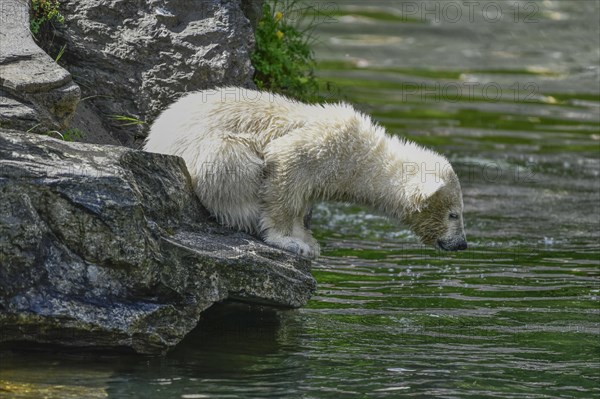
[437, 238, 468, 251]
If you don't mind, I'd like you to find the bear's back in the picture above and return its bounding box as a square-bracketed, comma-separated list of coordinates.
[200, 88, 360, 145]
[145, 87, 363, 156]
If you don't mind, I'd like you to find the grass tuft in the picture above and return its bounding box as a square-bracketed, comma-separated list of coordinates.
[54, 44, 66, 63]
[109, 115, 147, 126]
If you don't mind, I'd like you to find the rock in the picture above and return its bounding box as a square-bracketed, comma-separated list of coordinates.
[241, 0, 265, 29]
[0, 129, 315, 355]
[68, 101, 121, 146]
[0, 0, 80, 132]
[55, 0, 263, 146]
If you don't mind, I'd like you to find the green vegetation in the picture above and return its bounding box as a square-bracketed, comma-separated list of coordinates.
[60, 128, 84, 141]
[251, 1, 320, 102]
[26, 123, 85, 141]
[109, 115, 147, 126]
[54, 43, 66, 63]
[43, 128, 85, 142]
[30, 0, 64, 36]
[39, 126, 84, 141]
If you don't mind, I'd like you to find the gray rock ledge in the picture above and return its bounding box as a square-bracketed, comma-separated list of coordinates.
[0, 0, 80, 132]
[0, 130, 315, 355]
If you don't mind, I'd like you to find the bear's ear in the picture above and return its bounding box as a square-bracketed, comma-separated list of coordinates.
[407, 176, 445, 212]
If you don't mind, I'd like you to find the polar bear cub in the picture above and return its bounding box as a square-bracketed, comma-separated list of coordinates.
[144, 87, 467, 257]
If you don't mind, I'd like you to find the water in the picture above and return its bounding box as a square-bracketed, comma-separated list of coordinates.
[1, 1, 599, 397]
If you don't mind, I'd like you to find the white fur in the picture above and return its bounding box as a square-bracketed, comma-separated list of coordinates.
[144, 87, 455, 257]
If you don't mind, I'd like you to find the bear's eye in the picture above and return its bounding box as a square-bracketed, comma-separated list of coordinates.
[449, 213, 459, 220]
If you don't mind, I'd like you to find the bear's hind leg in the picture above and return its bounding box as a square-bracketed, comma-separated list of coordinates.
[190, 135, 263, 234]
[259, 135, 323, 258]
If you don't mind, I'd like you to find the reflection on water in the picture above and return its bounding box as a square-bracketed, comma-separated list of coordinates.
[1, 1, 598, 398]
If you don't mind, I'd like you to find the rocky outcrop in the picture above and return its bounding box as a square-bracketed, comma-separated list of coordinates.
[0, 129, 315, 354]
[0, 0, 299, 357]
[0, 0, 80, 132]
[0, 0, 262, 146]
[55, 0, 261, 146]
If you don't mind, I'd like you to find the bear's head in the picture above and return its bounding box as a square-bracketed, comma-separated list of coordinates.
[402, 168, 467, 251]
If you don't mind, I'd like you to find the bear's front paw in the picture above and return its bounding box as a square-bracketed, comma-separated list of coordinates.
[264, 234, 319, 259]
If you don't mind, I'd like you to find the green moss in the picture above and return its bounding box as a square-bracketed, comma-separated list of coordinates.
[318, 61, 464, 79]
[327, 9, 423, 24]
[318, 60, 564, 78]
[372, 108, 599, 132]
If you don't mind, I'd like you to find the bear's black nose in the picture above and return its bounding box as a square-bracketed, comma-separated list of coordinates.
[438, 239, 468, 251]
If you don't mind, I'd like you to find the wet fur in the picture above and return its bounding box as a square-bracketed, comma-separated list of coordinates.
[144, 87, 466, 257]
